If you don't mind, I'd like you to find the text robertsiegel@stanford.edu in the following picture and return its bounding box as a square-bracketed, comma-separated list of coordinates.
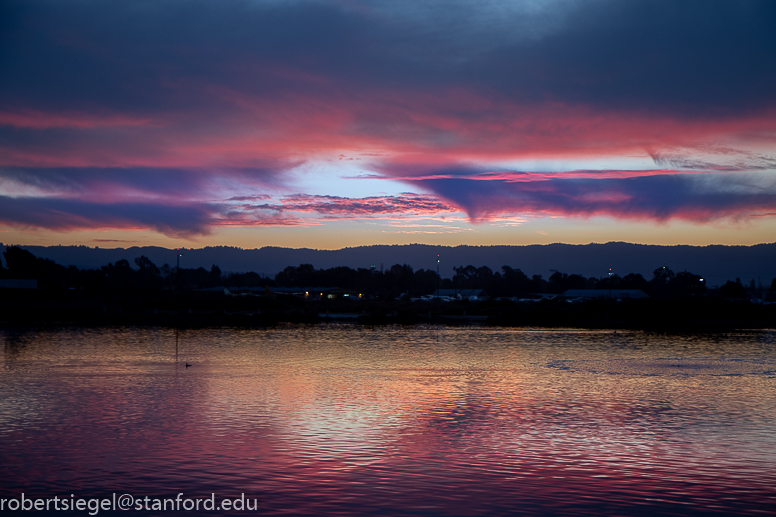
[1, 493, 258, 514]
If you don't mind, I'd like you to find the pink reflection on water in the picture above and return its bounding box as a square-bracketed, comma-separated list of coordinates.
[0, 326, 775, 515]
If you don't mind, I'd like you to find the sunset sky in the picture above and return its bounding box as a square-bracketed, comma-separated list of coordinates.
[1, 0, 775, 249]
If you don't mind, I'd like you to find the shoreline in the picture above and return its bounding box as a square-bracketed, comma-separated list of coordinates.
[2, 289, 775, 332]
[2, 309, 774, 333]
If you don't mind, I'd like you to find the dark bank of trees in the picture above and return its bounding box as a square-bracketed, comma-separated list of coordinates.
[0, 246, 264, 291]
[1, 245, 774, 301]
[448, 264, 709, 299]
[3, 245, 776, 329]
[273, 263, 709, 299]
[274, 263, 440, 298]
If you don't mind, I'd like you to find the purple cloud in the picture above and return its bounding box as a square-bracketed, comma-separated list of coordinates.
[403, 170, 776, 222]
[0, 195, 216, 237]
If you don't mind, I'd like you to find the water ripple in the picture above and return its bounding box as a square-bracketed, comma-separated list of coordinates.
[1, 325, 774, 515]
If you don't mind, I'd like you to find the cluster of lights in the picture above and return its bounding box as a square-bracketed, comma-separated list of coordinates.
[303, 291, 362, 298]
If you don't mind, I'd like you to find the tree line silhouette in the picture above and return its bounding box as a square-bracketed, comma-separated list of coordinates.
[1, 246, 774, 300]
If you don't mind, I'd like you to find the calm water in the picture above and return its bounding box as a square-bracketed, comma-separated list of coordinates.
[1, 325, 775, 516]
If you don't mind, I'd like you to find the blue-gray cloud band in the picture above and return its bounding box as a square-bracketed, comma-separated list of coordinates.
[2, 0, 774, 117]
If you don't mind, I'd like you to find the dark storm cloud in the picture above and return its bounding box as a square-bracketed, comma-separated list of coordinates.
[0, 0, 380, 113]
[467, 1, 776, 116]
[1, 0, 774, 116]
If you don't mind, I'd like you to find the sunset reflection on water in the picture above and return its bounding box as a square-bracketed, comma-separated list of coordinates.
[1, 325, 775, 515]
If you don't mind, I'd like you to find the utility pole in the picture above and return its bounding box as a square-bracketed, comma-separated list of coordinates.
[176, 249, 182, 292]
[437, 254, 440, 298]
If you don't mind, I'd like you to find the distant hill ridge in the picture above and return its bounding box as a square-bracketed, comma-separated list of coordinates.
[2, 242, 775, 288]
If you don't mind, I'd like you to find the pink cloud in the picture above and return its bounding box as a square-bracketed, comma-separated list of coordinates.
[274, 194, 457, 216]
[5, 87, 773, 171]
[226, 194, 459, 224]
[0, 110, 156, 129]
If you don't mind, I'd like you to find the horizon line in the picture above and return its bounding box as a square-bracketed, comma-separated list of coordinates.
[4, 240, 776, 252]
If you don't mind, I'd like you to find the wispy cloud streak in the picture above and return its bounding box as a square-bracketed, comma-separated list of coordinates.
[274, 194, 456, 216]
[0, 195, 216, 237]
[0, 168, 460, 235]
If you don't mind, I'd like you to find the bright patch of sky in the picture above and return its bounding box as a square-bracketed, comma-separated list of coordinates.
[288, 157, 415, 198]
